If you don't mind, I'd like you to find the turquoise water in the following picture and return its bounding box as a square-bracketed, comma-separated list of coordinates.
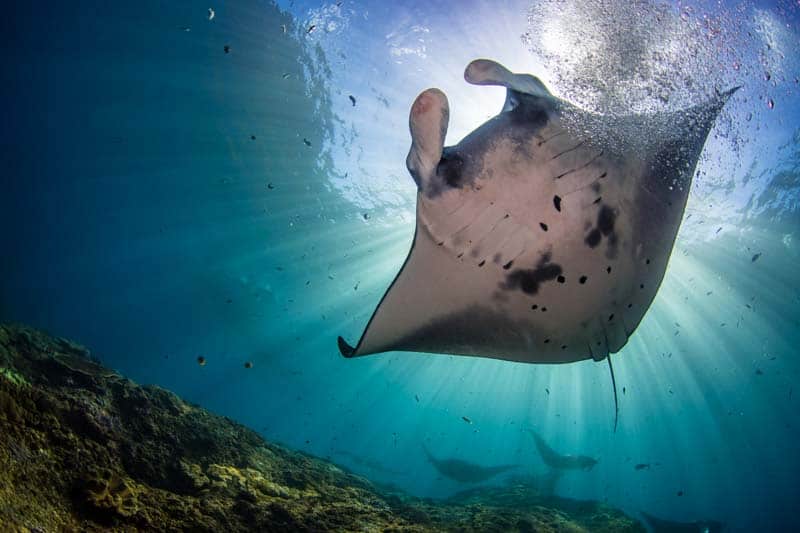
[1, 1, 799, 530]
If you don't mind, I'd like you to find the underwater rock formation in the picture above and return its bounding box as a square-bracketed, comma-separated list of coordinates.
[0, 324, 643, 531]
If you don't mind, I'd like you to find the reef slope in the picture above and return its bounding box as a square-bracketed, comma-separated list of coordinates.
[0, 324, 642, 532]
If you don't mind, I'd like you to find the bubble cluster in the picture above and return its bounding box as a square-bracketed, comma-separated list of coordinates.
[522, 0, 797, 118]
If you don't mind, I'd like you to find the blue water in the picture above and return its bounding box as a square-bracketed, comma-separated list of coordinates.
[2, 1, 799, 530]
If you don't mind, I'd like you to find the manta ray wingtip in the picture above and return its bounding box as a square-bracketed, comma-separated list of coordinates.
[712, 85, 740, 104]
[337, 336, 357, 358]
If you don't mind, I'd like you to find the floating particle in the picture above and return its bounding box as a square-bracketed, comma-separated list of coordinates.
[208, 8, 215, 20]
[676, 490, 684, 497]
[197, 356, 207, 366]
[755, 368, 763, 375]
[415, 394, 420, 402]
[634, 463, 650, 470]
[767, 98, 774, 110]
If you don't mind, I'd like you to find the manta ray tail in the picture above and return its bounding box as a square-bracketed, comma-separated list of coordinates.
[607, 356, 619, 433]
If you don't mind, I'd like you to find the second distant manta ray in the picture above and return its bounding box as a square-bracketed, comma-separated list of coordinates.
[337, 59, 736, 428]
[529, 430, 597, 471]
[423, 444, 517, 483]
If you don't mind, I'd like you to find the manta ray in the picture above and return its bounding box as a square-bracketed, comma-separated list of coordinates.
[423, 444, 517, 483]
[529, 430, 597, 471]
[337, 59, 735, 426]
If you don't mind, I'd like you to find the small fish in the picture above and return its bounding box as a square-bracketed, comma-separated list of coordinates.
[634, 463, 650, 470]
[462, 416, 472, 424]
[282, 73, 291, 79]
[267, 183, 275, 189]
[706, 291, 713, 296]
[303, 138, 312, 147]
[362, 213, 369, 220]
[349, 95, 356, 106]
[180, 26, 192, 32]
[197, 356, 207, 366]
[755, 368, 763, 375]
[545, 388, 550, 395]
[244, 361, 253, 369]
[716, 226, 722, 234]
[250, 135, 256, 140]
[677, 490, 684, 496]
[354, 282, 359, 291]
[224, 44, 231, 54]
[623, 386, 626, 395]
[751, 252, 761, 262]
[208, 8, 215, 20]
[281, 24, 287, 34]
[415, 394, 420, 402]
[306, 24, 316, 34]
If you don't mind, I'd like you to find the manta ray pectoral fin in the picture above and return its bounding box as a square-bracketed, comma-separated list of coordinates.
[464, 59, 552, 112]
[406, 88, 449, 196]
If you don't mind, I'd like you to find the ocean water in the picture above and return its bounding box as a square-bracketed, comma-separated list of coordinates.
[1, 0, 799, 531]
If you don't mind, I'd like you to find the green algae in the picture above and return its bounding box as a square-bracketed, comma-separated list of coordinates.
[0, 366, 29, 387]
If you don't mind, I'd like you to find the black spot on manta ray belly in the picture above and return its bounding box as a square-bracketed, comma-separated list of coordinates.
[436, 148, 465, 188]
[597, 204, 616, 235]
[584, 203, 619, 258]
[585, 229, 602, 248]
[500, 252, 562, 296]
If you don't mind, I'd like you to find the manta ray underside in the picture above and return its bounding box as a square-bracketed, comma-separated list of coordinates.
[338, 59, 735, 367]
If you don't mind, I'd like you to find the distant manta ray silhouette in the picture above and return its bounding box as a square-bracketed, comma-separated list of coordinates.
[529, 430, 598, 471]
[423, 444, 517, 484]
[338, 59, 737, 429]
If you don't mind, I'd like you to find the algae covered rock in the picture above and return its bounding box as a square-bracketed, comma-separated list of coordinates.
[0, 324, 643, 531]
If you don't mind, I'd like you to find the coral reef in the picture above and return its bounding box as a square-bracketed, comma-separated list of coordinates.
[0, 324, 643, 531]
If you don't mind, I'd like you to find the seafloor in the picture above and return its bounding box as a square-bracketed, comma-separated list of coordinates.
[0, 324, 643, 532]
